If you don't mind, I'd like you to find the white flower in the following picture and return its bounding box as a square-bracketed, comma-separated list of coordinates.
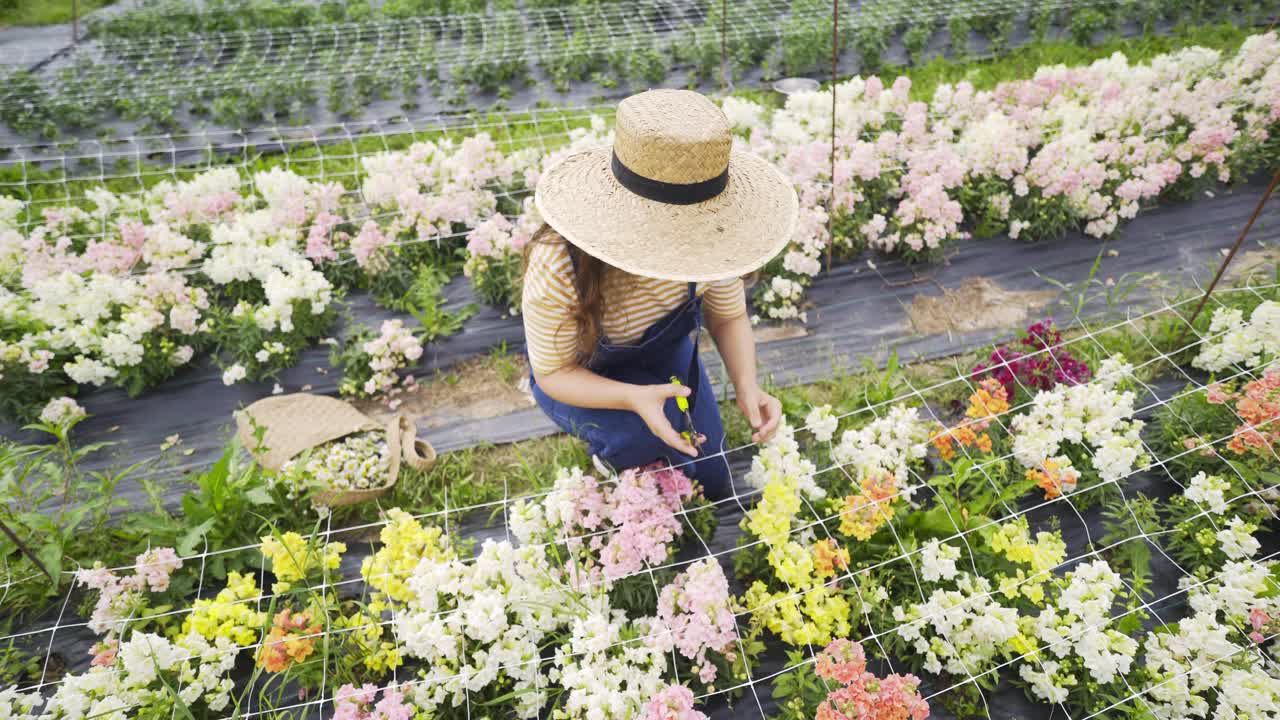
[921, 540, 960, 583]
[721, 96, 766, 131]
[1216, 517, 1260, 560]
[1193, 301, 1280, 372]
[118, 633, 178, 688]
[1185, 472, 1231, 515]
[804, 404, 838, 442]
[39, 396, 86, 426]
[221, 364, 247, 386]
[1011, 355, 1146, 485]
[832, 403, 931, 487]
[743, 422, 824, 499]
[1019, 660, 1069, 704]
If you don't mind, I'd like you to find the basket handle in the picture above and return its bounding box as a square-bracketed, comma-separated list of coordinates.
[386, 414, 435, 473]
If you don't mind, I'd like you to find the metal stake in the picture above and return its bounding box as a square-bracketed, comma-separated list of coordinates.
[0, 517, 55, 584]
[1175, 168, 1280, 350]
[827, 0, 839, 271]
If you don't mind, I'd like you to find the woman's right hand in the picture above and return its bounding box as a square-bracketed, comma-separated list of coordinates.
[626, 383, 703, 457]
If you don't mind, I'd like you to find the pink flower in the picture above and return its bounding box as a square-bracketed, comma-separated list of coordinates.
[89, 638, 118, 667]
[1205, 383, 1229, 405]
[1250, 608, 1270, 632]
[352, 221, 390, 270]
[306, 212, 342, 263]
[814, 639, 929, 720]
[119, 220, 147, 248]
[651, 559, 737, 684]
[639, 684, 707, 720]
[135, 547, 182, 592]
[333, 684, 415, 720]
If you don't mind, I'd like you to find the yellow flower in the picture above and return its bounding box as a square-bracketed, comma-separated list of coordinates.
[745, 582, 850, 647]
[361, 509, 453, 607]
[1007, 620, 1038, 657]
[746, 478, 802, 547]
[997, 570, 1048, 605]
[183, 571, 266, 646]
[260, 532, 346, 592]
[997, 574, 1021, 600]
[989, 519, 1065, 574]
[336, 611, 403, 674]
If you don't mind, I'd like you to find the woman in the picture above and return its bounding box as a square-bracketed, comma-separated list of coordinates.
[522, 88, 799, 500]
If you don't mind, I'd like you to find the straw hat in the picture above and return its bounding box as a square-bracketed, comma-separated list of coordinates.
[534, 89, 799, 283]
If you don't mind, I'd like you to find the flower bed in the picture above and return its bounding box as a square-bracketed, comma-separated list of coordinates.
[0, 126, 595, 418]
[718, 31, 1280, 320]
[3, 33, 1280, 420]
[2, 281, 1279, 719]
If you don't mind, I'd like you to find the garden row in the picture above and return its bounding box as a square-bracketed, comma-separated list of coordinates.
[0, 281, 1278, 719]
[84, 0, 632, 39]
[2, 0, 1268, 142]
[2, 30, 1278, 422]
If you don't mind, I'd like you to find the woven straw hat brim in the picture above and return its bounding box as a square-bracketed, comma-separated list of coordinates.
[534, 146, 799, 282]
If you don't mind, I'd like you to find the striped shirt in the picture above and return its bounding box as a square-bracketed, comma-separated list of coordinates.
[522, 240, 747, 375]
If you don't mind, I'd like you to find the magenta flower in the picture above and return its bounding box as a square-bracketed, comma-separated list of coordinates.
[973, 319, 1091, 400]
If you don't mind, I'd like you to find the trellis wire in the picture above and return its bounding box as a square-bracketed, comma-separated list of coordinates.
[7, 286, 1277, 708]
[5, 0, 1080, 68]
[10, 281, 1271, 584]
[0, 0, 1121, 106]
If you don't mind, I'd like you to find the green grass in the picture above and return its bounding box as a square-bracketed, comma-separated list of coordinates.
[0, 0, 115, 27]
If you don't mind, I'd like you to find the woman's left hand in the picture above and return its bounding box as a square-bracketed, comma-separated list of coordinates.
[736, 385, 782, 444]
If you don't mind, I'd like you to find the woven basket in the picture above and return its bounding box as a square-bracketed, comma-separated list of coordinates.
[233, 393, 435, 507]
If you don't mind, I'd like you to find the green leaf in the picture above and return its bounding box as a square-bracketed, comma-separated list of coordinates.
[177, 518, 217, 557]
[35, 540, 63, 585]
[243, 485, 274, 506]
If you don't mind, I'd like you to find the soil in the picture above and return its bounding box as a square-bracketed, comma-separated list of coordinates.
[360, 323, 808, 432]
[752, 323, 809, 344]
[1224, 245, 1280, 281]
[907, 276, 1057, 335]
[355, 354, 535, 428]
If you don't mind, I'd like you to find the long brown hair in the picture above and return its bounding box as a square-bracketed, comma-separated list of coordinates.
[523, 223, 608, 361]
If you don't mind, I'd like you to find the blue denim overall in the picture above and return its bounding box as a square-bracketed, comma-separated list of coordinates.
[529, 278, 733, 500]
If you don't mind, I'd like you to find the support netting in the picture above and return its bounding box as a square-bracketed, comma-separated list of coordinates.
[2, 0, 1264, 147]
[2, 281, 1279, 720]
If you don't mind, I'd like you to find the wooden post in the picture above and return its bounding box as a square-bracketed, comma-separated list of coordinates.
[72, 0, 80, 42]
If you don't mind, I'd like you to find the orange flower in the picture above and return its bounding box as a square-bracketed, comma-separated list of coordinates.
[930, 423, 992, 460]
[812, 538, 850, 577]
[966, 379, 1010, 429]
[257, 609, 322, 673]
[1219, 371, 1280, 457]
[839, 473, 899, 541]
[1026, 457, 1079, 500]
[930, 425, 957, 461]
[974, 433, 993, 454]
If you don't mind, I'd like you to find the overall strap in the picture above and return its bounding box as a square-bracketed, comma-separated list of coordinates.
[685, 281, 702, 416]
[567, 244, 580, 278]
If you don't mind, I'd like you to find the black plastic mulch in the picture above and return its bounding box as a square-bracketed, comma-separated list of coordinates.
[20, 373, 1276, 720]
[4, 175, 1275, 514]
